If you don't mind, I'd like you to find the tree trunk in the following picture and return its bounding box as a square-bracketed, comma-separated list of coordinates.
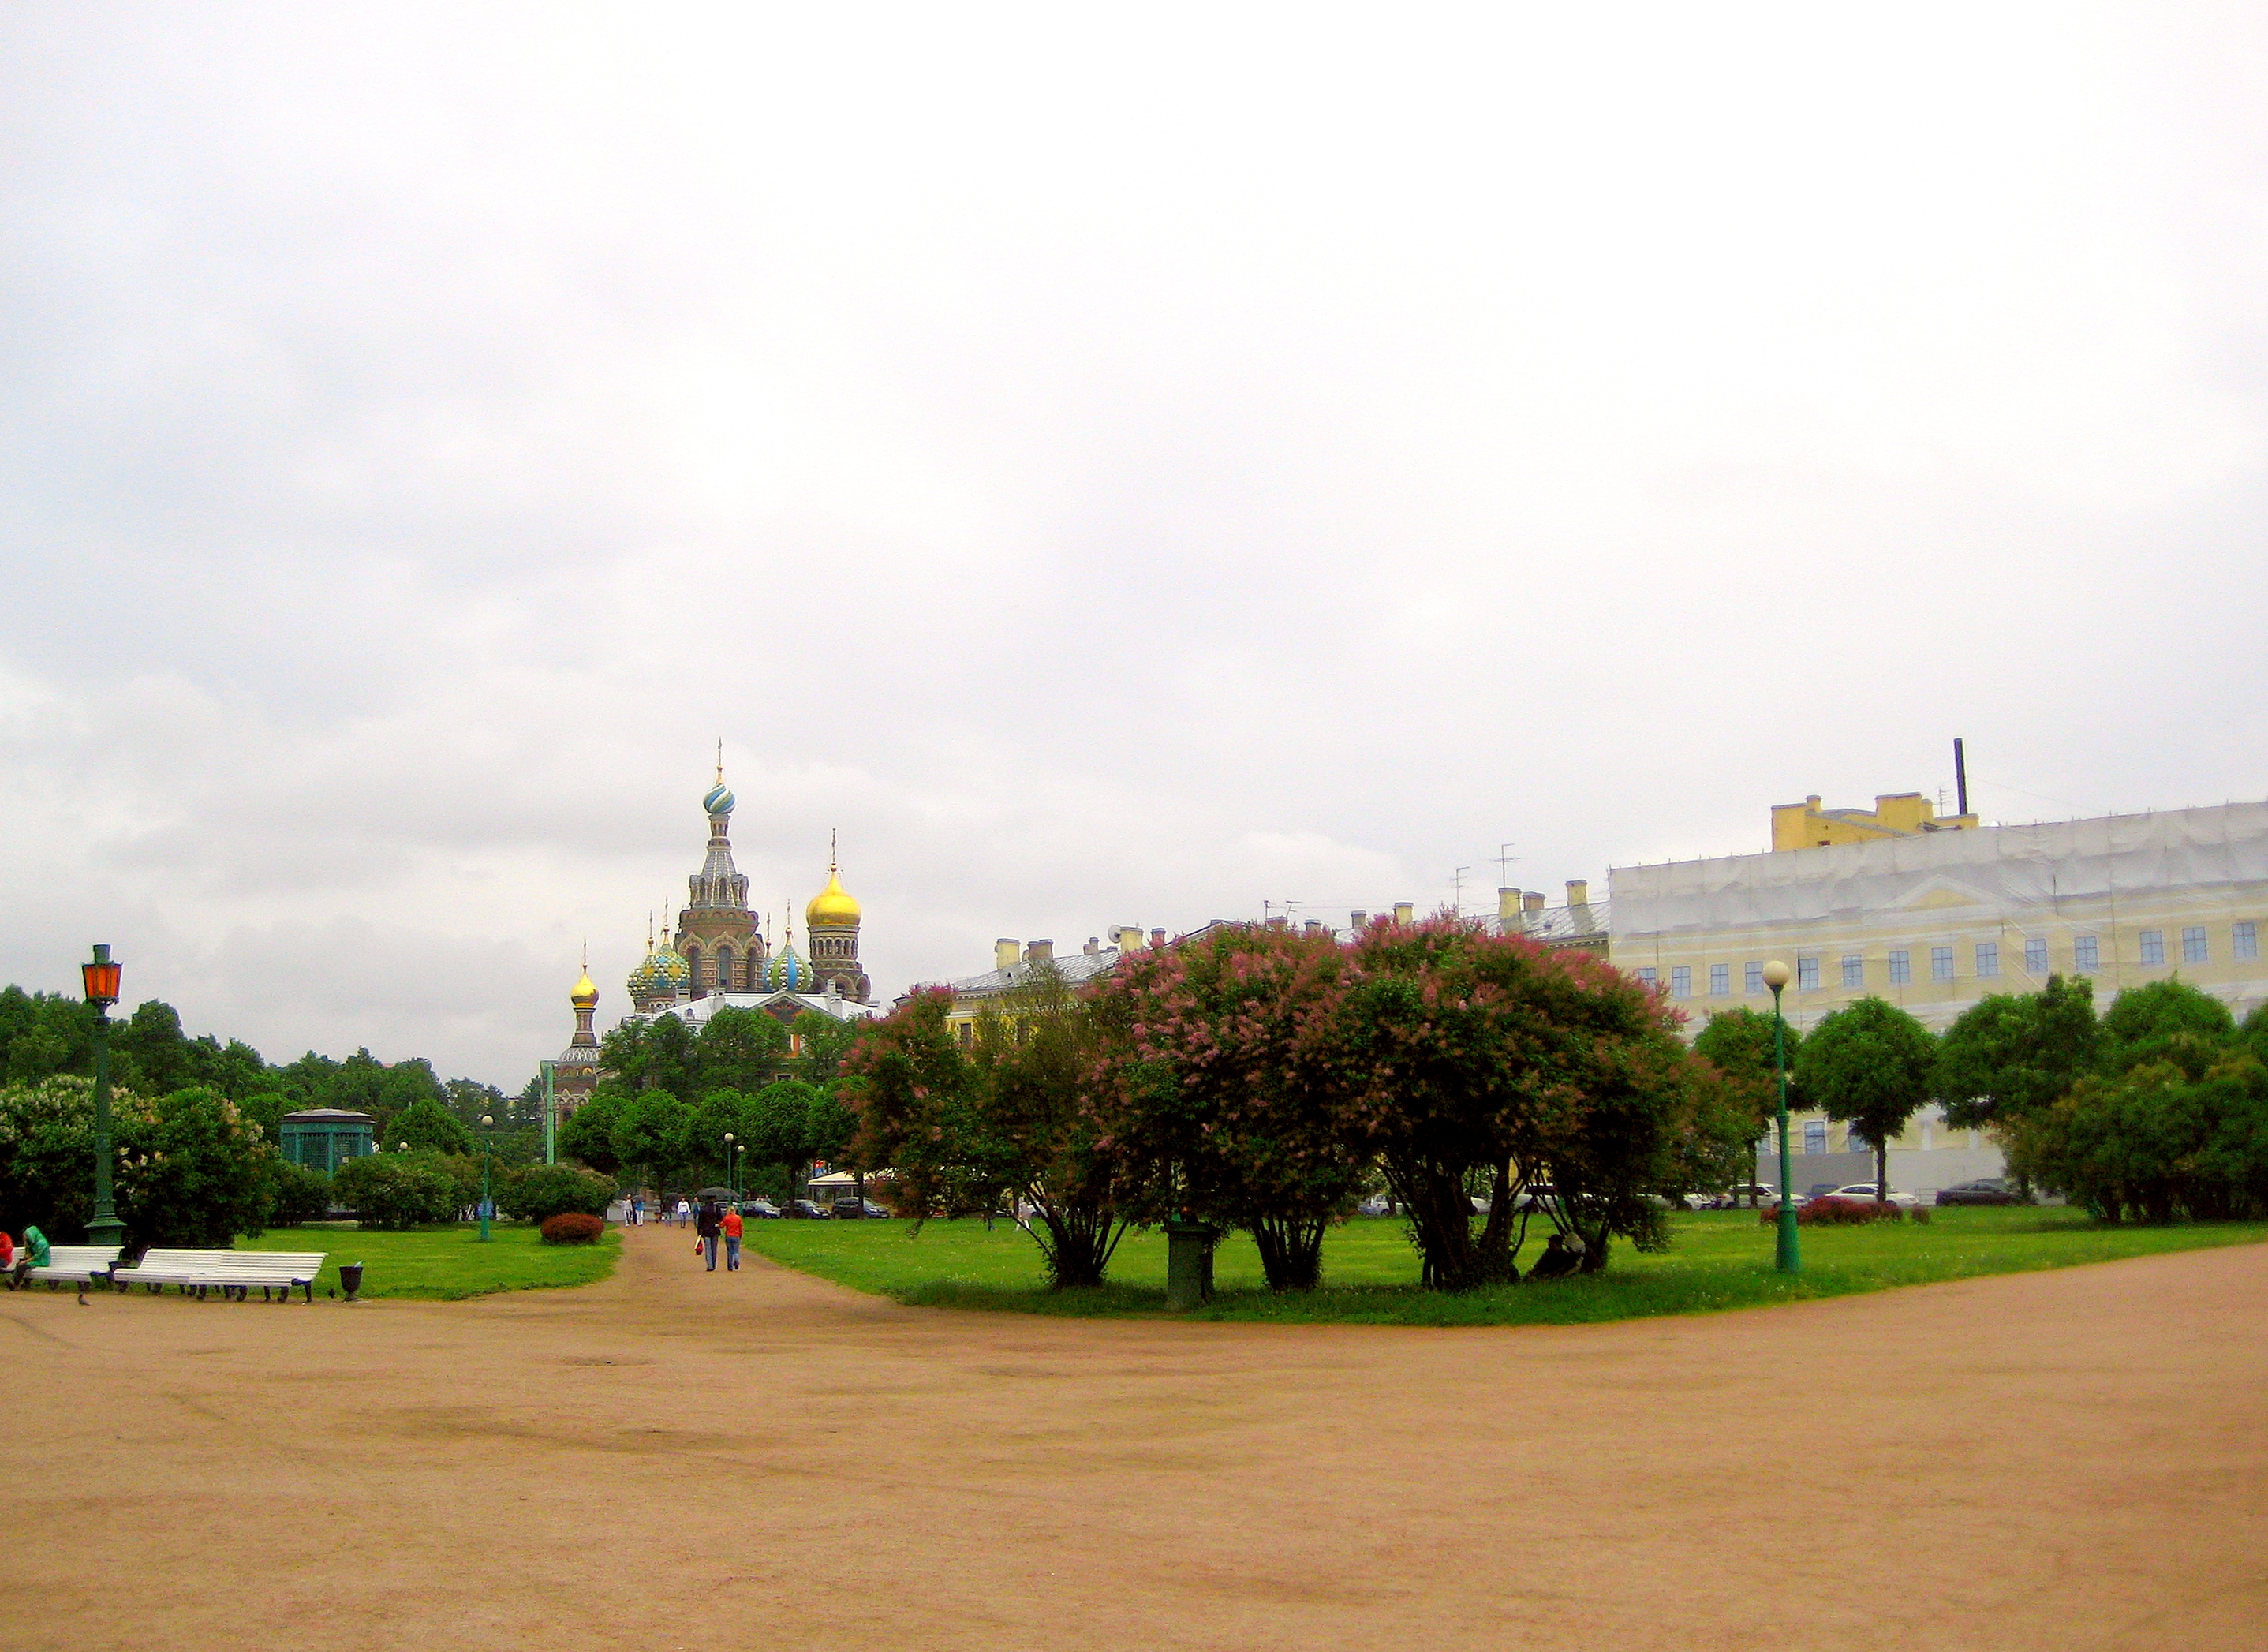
[1876, 1142, 1889, 1204]
[1249, 1215, 1326, 1291]
[1388, 1159, 1516, 1291]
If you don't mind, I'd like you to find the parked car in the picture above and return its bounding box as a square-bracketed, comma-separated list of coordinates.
[1356, 1194, 1396, 1217]
[1935, 1178, 2027, 1207]
[785, 1199, 831, 1219]
[738, 1198, 782, 1219]
[1821, 1183, 1919, 1208]
[831, 1197, 892, 1219]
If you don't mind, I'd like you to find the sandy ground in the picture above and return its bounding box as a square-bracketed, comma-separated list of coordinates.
[4, 1228, 2264, 1652]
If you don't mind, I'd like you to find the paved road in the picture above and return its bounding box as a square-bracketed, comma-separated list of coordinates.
[4, 1226, 2263, 1651]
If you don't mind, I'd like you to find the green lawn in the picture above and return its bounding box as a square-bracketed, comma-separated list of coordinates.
[743, 1208, 2268, 1327]
[233, 1222, 619, 1300]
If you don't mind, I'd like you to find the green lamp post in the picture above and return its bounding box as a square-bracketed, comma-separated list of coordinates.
[723, 1131, 736, 1202]
[80, 944, 125, 1252]
[1763, 959, 1801, 1274]
[540, 1059, 556, 1166]
[478, 1113, 494, 1243]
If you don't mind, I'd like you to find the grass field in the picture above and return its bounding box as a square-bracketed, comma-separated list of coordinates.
[742, 1208, 2268, 1326]
[233, 1222, 620, 1300]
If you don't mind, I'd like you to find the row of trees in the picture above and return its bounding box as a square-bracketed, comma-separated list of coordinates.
[1691, 974, 2268, 1222]
[551, 1004, 863, 1200]
[839, 918, 1759, 1292]
[0, 983, 528, 1154]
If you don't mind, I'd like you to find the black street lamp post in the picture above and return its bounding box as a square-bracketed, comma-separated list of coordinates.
[479, 1114, 494, 1242]
[1764, 959, 1802, 1275]
[81, 945, 125, 1251]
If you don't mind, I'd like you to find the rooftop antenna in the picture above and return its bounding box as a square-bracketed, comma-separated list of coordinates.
[1450, 865, 1470, 914]
[1953, 737, 1969, 817]
[1495, 843, 1520, 887]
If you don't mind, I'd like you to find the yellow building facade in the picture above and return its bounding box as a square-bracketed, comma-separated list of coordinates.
[1770, 790, 1978, 852]
[1612, 800, 2268, 1194]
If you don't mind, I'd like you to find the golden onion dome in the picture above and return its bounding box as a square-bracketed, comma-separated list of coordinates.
[805, 867, 861, 929]
[570, 968, 600, 1010]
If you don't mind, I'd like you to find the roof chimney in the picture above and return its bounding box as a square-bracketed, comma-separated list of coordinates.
[1392, 902, 1414, 925]
[1498, 887, 1519, 921]
[995, 939, 1018, 971]
[1350, 910, 1367, 930]
[1265, 914, 1288, 930]
[1025, 939, 1054, 962]
[1302, 919, 1322, 936]
[1150, 928, 1166, 948]
[1083, 936, 1099, 955]
[1566, 880, 1589, 907]
[1523, 890, 1545, 915]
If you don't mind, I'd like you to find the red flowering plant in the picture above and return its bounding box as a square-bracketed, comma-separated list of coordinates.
[1310, 914, 1704, 1288]
[1089, 923, 1365, 1291]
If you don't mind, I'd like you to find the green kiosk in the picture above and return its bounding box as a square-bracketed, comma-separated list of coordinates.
[278, 1108, 376, 1177]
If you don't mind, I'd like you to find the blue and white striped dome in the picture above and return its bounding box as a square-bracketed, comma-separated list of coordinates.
[703, 781, 735, 817]
[768, 943, 810, 991]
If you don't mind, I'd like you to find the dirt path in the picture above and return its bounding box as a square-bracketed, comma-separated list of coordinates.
[3, 1227, 2263, 1652]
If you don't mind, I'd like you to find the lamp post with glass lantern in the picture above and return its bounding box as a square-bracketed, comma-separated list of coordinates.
[80, 944, 125, 1251]
[1763, 959, 1801, 1274]
[723, 1132, 737, 1202]
[478, 1114, 494, 1242]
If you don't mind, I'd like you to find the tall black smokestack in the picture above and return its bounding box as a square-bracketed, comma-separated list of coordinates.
[1954, 738, 1969, 817]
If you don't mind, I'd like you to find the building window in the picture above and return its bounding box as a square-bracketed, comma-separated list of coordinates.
[1930, 946, 1954, 982]
[1976, 941, 1999, 979]
[1636, 966, 1657, 985]
[1847, 1128, 1868, 1156]
[2182, 926, 2207, 964]
[1670, 966, 1691, 998]
[1745, 962, 1763, 995]
[2236, 921, 2259, 961]
[1803, 1120, 1828, 1154]
[1709, 963, 1729, 996]
[1841, 955, 1863, 989]
[2024, 937, 2048, 975]
[1889, 949, 1911, 985]
[1797, 956, 1820, 991]
[2074, 935, 2099, 972]
[717, 946, 735, 989]
[2140, 930, 2165, 966]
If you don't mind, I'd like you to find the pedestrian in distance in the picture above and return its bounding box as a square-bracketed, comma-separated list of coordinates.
[696, 1198, 722, 1271]
[674, 1196, 693, 1228]
[720, 1203, 743, 1271]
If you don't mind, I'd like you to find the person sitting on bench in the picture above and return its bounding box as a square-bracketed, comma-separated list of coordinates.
[1527, 1232, 1579, 1280]
[9, 1224, 48, 1289]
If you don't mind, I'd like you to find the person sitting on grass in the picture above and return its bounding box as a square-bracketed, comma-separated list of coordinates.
[1527, 1232, 1579, 1281]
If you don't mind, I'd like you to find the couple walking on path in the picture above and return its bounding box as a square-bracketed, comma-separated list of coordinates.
[693, 1200, 742, 1273]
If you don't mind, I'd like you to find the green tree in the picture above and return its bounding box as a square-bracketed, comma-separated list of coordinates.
[1934, 974, 2098, 1130]
[0, 1077, 275, 1247]
[332, 1152, 462, 1230]
[497, 1163, 615, 1222]
[790, 1010, 862, 1086]
[745, 1079, 820, 1203]
[1796, 997, 1938, 1200]
[610, 1088, 695, 1189]
[2006, 1053, 2268, 1223]
[696, 1006, 789, 1094]
[112, 1000, 193, 1096]
[389, 1097, 476, 1156]
[847, 977, 1135, 1287]
[1692, 1007, 1804, 1204]
[558, 1087, 627, 1177]
[2098, 978, 2235, 1078]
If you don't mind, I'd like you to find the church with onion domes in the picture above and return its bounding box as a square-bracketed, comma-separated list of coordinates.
[547, 760, 880, 1119]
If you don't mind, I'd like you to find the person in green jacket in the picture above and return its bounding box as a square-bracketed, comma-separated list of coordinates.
[9, 1224, 48, 1288]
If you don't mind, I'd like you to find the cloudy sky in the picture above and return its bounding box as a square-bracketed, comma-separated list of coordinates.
[3, 4, 2264, 1087]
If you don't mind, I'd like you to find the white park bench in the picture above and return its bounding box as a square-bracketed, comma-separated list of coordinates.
[111, 1249, 329, 1303]
[14, 1245, 123, 1301]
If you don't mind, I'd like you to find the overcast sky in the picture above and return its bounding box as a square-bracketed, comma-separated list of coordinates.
[3, 4, 2264, 1087]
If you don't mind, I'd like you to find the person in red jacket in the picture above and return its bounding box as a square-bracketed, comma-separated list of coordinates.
[720, 1205, 744, 1272]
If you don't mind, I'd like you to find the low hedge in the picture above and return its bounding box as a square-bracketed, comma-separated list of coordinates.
[540, 1212, 606, 1245]
[1759, 1196, 1930, 1227]
[499, 1164, 615, 1224]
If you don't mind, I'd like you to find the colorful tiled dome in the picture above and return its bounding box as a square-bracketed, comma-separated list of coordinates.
[703, 780, 735, 817]
[768, 941, 811, 991]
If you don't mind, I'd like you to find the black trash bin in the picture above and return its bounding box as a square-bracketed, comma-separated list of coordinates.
[338, 1261, 364, 1303]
